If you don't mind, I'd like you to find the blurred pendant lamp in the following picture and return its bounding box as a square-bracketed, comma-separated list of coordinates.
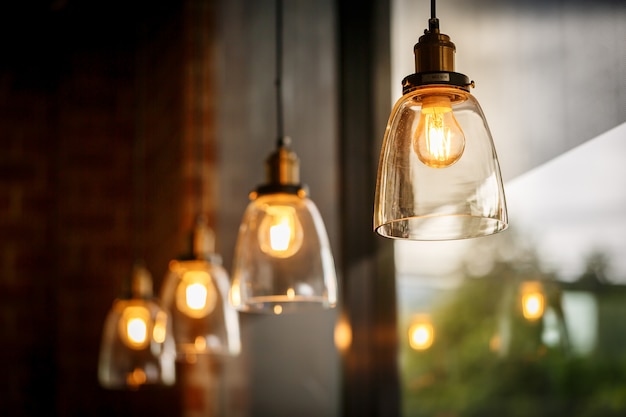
[374, 0, 508, 240]
[98, 263, 176, 389]
[161, 217, 241, 358]
[160, 11, 240, 358]
[230, 0, 337, 314]
[98, 70, 176, 389]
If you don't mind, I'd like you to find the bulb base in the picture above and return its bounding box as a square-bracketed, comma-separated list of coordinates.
[175, 217, 222, 264]
[402, 18, 474, 94]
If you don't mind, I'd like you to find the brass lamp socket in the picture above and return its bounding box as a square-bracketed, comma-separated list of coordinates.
[414, 18, 456, 73]
[130, 263, 154, 299]
[192, 216, 216, 258]
[402, 18, 473, 94]
[254, 137, 307, 197]
[175, 216, 222, 264]
[265, 139, 300, 185]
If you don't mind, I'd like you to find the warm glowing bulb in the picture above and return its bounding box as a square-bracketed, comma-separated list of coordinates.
[413, 95, 465, 168]
[119, 305, 151, 350]
[408, 320, 434, 351]
[522, 293, 544, 321]
[128, 318, 147, 345]
[187, 283, 207, 310]
[175, 271, 216, 319]
[258, 205, 303, 258]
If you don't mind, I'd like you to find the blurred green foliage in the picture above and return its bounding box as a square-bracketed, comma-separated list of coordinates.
[400, 254, 626, 417]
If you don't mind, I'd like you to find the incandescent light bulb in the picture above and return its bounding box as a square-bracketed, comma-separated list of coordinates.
[127, 319, 147, 345]
[413, 95, 465, 168]
[175, 270, 216, 319]
[119, 305, 151, 350]
[258, 204, 303, 258]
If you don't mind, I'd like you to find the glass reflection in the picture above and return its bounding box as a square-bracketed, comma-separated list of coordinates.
[397, 126, 626, 416]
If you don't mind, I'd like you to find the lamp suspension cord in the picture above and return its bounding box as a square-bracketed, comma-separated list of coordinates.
[135, 67, 146, 264]
[275, 0, 285, 147]
[129, 25, 148, 296]
[429, 0, 439, 30]
[195, 0, 207, 219]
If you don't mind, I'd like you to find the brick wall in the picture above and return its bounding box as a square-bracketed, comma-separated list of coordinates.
[0, 78, 57, 416]
[0, 1, 222, 416]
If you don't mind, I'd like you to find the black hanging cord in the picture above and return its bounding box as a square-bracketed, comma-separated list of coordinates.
[128, 25, 148, 297]
[275, 0, 285, 147]
[429, 0, 439, 31]
[194, 0, 208, 220]
[134, 74, 146, 264]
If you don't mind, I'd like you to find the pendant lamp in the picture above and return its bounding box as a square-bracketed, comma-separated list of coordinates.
[160, 7, 240, 357]
[161, 217, 241, 357]
[98, 263, 176, 389]
[98, 58, 175, 388]
[230, 0, 338, 314]
[374, 0, 508, 240]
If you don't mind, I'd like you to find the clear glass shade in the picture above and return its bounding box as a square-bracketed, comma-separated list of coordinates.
[161, 258, 241, 358]
[98, 297, 176, 389]
[374, 86, 508, 240]
[231, 192, 337, 314]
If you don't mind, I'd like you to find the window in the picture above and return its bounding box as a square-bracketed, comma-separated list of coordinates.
[396, 123, 626, 416]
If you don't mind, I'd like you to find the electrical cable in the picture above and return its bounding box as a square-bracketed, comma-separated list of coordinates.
[275, 0, 285, 147]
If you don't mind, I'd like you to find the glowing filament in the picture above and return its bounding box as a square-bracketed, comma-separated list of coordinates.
[258, 205, 303, 258]
[176, 270, 216, 319]
[271, 221, 291, 250]
[119, 305, 151, 350]
[187, 283, 208, 310]
[413, 95, 465, 168]
[127, 319, 147, 345]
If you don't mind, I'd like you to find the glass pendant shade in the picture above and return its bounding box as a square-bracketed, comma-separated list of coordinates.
[374, 85, 507, 240]
[98, 264, 176, 389]
[160, 220, 240, 358]
[231, 191, 337, 314]
[230, 139, 337, 314]
[374, 16, 507, 240]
